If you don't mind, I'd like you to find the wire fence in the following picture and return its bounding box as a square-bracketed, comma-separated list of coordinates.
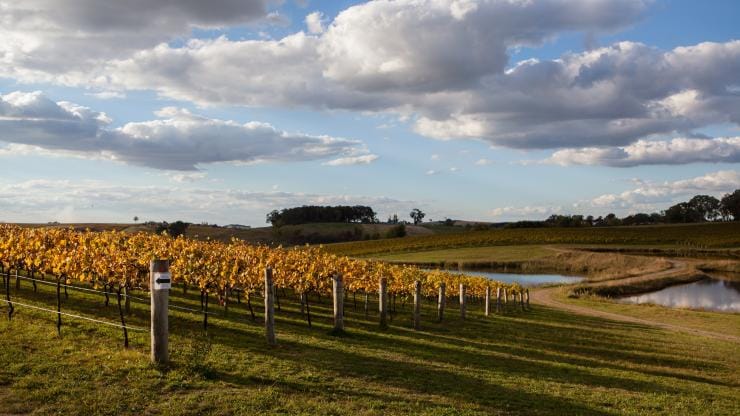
[3, 272, 217, 315]
[0, 298, 148, 332]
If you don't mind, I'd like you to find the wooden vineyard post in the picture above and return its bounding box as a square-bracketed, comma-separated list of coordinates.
[496, 287, 501, 313]
[437, 282, 446, 322]
[265, 267, 276, 345]
[520, 290, 525, 311]
[503, 288, 508, 306]
[364, 292, 369, 318]
[459, 283, 466, 320]
[332, 274, 344, 333]
[485, 286, 491, 317]
[526, 289, 530, 309]
[150, 260, 170, 365]
[379, 277, 388, 329]
[413, 280, 421, 330]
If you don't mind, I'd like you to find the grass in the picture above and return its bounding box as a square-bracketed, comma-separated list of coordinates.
[368, 245, 554, 263]
[552, 288, 740, 338]
[1, 276, 739, 415]
[325, 222, 740, 257]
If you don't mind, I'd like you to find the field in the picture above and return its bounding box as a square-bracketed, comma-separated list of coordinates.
[1, 278, 739, 415]
[325, 222, 740, 257]
[16, 222, 436, 245]
[367, 245, 554, 263]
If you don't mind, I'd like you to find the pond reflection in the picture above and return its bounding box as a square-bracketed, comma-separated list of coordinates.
[622, 276, 740, 312]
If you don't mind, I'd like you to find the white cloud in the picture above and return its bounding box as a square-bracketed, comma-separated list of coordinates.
[425, 170, 439, 175]
[0, 179, 422, 225]
[305, 11, 325, 34]
[449, 167, 459, 172]
[165, 172, 208, 183]
[546, 137, 740, 167]
[430, 154, 440, 160]
[489, 205, 563, 220]
[3, 0, 739, 159]
[488, 170, 740, 219]
[584, 170, 740, 212]
[0, 91, 372, 170]
[0, 0, 274, 83]
[475, 158, 492, 166]
[322, 154, 379, 166]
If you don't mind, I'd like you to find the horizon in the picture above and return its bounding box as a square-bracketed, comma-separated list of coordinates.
[1, 0, 739, 226]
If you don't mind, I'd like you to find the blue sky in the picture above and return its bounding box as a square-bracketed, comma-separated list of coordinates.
[0, 0, 738, 225]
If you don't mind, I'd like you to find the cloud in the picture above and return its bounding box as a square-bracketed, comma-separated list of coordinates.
[322, 154, 379, 166]
[489, 205, 563, 220]
[0, 0, 274, 82]
[425, 170, 439, 175]
[584, 170, 740, 212]
[475, 158, 493, 166]
[305, 11, 325, 34]
[0, 179, 422, 225]
[165, 172, 208, 183]
[0, 91, 370, 170]
[545, 137, 740, 167]
[5, 0, 740, 157]
[488, 170, 740, 219]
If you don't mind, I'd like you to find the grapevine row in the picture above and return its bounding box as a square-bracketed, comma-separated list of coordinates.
[0, 225, 520, 305]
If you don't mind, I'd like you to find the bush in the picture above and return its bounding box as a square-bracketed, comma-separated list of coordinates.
[385, 224, 407, 238]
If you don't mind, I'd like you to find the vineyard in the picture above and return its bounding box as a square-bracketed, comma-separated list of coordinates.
[0, 225, 522, 338]
[325, 222, 740, 257]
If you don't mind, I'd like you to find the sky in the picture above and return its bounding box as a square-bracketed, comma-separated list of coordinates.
[0, 0, 739, 226]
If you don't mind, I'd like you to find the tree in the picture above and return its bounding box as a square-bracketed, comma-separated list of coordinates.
[664, 202, 702, 223]
[688, 195, 721, 221]
[133, 216, 139, 223]
[720, 189, 740, 221]
[409, 208, 425, 225]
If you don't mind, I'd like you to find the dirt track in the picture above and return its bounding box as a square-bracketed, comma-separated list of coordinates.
[531, 260, 740, 344]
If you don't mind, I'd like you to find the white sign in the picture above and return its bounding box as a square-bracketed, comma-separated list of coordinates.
[153, 272, 171, 290]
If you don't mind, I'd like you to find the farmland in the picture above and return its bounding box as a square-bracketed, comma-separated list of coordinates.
[325, 222, 740, 257]
[1, 274, 739, 415]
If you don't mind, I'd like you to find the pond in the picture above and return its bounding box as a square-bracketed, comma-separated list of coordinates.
[430, 269, 584, 286]
[621, 274, 740, 312]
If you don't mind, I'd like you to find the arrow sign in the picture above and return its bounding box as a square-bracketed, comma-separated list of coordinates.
[153, 272, 171, 290]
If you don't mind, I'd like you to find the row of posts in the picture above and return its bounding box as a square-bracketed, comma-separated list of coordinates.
[149, 261, 530, 365]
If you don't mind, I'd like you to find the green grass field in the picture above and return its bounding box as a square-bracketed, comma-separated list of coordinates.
[325, 223, 740, 257]
[1, 277, 738, 415]
[368, 245, 555, 263]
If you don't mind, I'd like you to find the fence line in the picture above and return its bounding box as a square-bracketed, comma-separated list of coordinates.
[0, 298, 148, 332]
[4, 272, 217, 315]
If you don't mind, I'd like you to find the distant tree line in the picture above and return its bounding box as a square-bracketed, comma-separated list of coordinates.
[266, 205, 378, 227]
[506, 190, 740, 229]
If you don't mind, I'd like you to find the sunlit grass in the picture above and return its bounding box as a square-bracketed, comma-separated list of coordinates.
[1, 278, 738, 415]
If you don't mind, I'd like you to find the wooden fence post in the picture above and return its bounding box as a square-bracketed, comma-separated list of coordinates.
[459, 283, 466, 320]
[413, 280, 421, 330]
[150, 260, 170, 365]
[437, 282, 446, 322]
[379, 277, 388, 329]
[520, 290, 525, 311]
[485, 286, 491, 317]
[265, 267, 276, 345]
[526, 288, 530, 309]
[332, 274, 344, 333]
[503, 288, 508, 305]
[496, 287, 501, 313]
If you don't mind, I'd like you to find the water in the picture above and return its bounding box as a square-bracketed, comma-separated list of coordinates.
[622, 275, 740, 312]
[432, 269, 583, 286]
